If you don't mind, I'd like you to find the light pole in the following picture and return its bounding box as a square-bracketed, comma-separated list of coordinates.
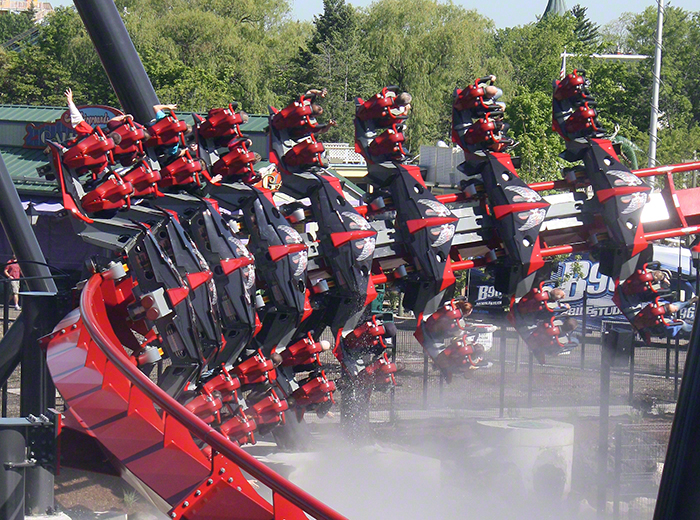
[648, 0, 665, 167]
[558, 51, 651, 82]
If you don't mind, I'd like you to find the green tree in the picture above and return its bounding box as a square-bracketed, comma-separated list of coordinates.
[495, 14, 577, 95]
[654, 125, 700, 187]
[495, 14, 579, 181]
[288, 0, 375, 143]
[362, 0, 500, 150]
[37, 7, 117, 107]
[0, 45, 71, 105]
[506, 89, 567, 183]
[622, 7, 700, 165]
[0, 10, 35, 44]
[625, 7, 699, 128]
[121, 0, 307, 113]
[571, 4, 599, 49]
[0, 1, 307, 114]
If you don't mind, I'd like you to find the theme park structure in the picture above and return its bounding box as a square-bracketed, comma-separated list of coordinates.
[3, 1, 700, 519]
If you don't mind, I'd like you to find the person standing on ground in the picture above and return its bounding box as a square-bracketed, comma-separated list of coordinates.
[3, 255, 21, 311]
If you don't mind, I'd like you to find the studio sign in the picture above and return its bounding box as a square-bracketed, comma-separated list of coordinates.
[24, 105, 123, 149]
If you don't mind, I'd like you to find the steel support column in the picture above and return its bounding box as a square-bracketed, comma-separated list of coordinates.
[0, 156, 55, 296]
[72, 0, 159, 125]
[0, 429, 25, 520]
[0, 154, 57, 516]
[654, 301, 700, 519]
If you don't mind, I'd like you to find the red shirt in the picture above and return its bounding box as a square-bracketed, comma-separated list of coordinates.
[5, 261, 20, 279]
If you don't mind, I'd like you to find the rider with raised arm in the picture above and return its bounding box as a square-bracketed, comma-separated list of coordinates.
[64, 87, 127, 144]
[289, 103, 337, 138]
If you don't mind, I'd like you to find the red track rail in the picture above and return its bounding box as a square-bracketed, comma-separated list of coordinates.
[72, 274, 347, 520]
[644, 225, 700, 242]
[359, 160, 700, 213]
[433, 161, 700, 205]
[634, 161, 700, 178]
[370, 241, 592, 286]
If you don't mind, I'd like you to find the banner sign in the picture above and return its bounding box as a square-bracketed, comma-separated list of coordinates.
[23, 105, 123, 149]
[469, 246, 696, 330]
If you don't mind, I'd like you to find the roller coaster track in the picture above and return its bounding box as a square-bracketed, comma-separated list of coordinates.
[2, 26, 40, 51]
[45, 273, 347, 520]
[39, 62, 700, 520]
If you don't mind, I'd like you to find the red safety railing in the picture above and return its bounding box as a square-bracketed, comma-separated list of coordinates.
[644, 225, 700, 242]
[79, 273, 348, 520]
[358, 161, 700, 214]
[634, 161, 700, 178]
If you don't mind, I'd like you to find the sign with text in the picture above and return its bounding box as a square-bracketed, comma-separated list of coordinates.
[23, 105, 123, 149]
[469, 248, 695, 331]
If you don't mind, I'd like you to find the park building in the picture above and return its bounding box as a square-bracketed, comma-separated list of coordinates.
[0, 0, 53, 22]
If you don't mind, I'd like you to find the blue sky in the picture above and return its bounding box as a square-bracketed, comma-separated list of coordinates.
[50, 0, 699, 28]
[289, 0, 700, 29]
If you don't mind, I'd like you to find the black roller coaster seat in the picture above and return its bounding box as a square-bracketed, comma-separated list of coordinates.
[356, 86, 398, 122]
[553, 71, 587, 102]
[367, 126, 405, 159]
[81, 176, 133, 213]
[108, 116, 147, 158]
[63, 127, 115, 170]
[145, 112, 188, 147]
[282, 138, 325, 168]
[199, 104, 244, 139]
[271, 97, 313, 131]
[212, 139, 257, 179]
[463, 117, 507, 152]
[158, 152, 203, 188]
[122, 162, 161, 198]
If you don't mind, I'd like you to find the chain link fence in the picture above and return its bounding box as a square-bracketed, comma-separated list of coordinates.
[612, 423, 672, 520]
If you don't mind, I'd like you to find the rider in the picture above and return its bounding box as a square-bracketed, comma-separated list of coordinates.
[150, 103, 187, 160]
[476, 75, 505, 111]
[527, 317, 579, 360]
[415, 300, 490, 379]
[289, 103, 337, 138]
[633, 297, 698, 338]
[517, 286, 570, 317]
[416, 299, 474, 359]
[64, 87, 127, 144]
[435, 341, 487, 383]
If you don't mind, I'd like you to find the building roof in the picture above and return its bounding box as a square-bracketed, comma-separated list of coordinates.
[0, 105, 270, 197]
[240, 116, 270, 133]
[0, 105, 67, 123]
[0, 145, 58, 196]
[542, 0, 567, 18]
[0, 104, 269, 130]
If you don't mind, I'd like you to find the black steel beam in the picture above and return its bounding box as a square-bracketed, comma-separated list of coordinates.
[0, 316, 23, 393]
[0, 154, 57, 515]
[0, 156, 55, 296]
[72, 0, 159, 125]
[654, 309, 700, 519]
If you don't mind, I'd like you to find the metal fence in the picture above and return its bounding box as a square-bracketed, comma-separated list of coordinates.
[323, 143, 366, 165]
[612, 423, 672, 520]
[1, 287, 686, 423]
[320, 318, 686, 423]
